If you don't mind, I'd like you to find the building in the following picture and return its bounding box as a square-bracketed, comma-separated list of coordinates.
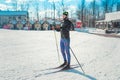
[96, 11, 120, 33]
[0, 11, 28, 27]
[96, 11, 120, 28]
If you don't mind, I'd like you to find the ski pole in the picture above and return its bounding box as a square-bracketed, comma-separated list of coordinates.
[53, 29, 60, 64]
[70, 47, 85, 74]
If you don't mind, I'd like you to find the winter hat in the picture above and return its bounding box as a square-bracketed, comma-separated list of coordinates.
[63, 11, 68, 16]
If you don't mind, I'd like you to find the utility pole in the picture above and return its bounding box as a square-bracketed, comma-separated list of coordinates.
[93, 0, 96, 27]
[53, 0, 56, 25]
[81, 0, 85, 27]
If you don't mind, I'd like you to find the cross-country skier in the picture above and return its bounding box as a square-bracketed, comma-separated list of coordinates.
[56, 11, 74, 70]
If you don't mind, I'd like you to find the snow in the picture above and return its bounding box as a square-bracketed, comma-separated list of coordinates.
[88, 28, 105, 34]
[75, 28, 106, 34]
[118, 33, 120, 35]
[0, 29, 120, 80]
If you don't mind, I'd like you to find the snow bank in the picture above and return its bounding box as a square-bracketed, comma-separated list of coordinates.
[88, 28, 105, 34]
[117, 33, 120, 35]
[75, 28, 106, 34]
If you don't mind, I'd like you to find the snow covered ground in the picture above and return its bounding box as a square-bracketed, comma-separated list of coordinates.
[89, 28, 105, 34]
[0, 29, 120, 80]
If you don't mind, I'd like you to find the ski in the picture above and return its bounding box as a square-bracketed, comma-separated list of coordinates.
[35, 65, 79, 78]
[59, 65, 79, 71]
[37, 64, 79, 72]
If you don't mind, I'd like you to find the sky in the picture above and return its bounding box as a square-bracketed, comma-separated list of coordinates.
[0, 0, 99, 19]
[0, 0, 78, 19]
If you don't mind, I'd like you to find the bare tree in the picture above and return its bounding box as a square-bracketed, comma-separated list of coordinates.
[57, 0, 65, 12]
[30, 0, 41, 20]
[86, 0, 101, 27]
[12, 0, 17, 11]
[104, 0, 109, 13]
[109, 0, 118, 12]
[36, 3, 39, 20]
[20, 1, 29, 11]
[77, 0, 86, 27]
[44, 0, 49, 18]
[99, 0, 118, 21]
[92, 0, 96, 27]
[101, 0, 117, 13]
[81, 0, 85, 27]
[53, 1, 56, 21]
[61, 0, 65, 12]
[20, 3, 24, 11]
[26, 3, 30, 11]
[117, 1, 120, 11]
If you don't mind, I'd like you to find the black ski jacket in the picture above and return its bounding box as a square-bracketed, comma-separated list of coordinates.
[60, 17, 72, 39]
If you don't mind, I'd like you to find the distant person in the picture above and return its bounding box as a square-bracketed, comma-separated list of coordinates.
[12, 19, 17, 29]
[34, 21, 41, 30]
[16, 21, 23, 30]
[43, 23, 48, 30]
[8, 22, 14, 29]
[3, 23, 9, 29]
[24, 21, 32, 30]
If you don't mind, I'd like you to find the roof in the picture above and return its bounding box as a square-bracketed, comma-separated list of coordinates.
[96, 11, 120, 22]
[96, 20, 105, 22]
[0, 11, 28, 16]
[105, 11, 120, 22]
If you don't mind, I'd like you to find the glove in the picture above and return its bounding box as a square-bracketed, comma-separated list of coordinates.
[60, 27, 66, 30]
[55, 27, 60, 31]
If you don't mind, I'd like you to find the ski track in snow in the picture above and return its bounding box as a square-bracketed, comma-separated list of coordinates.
[0, 29, 120, 80]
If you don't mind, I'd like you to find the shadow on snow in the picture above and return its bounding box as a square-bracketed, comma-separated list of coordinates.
[35, 68, 97, 80]
[65, 69, 97, 80]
